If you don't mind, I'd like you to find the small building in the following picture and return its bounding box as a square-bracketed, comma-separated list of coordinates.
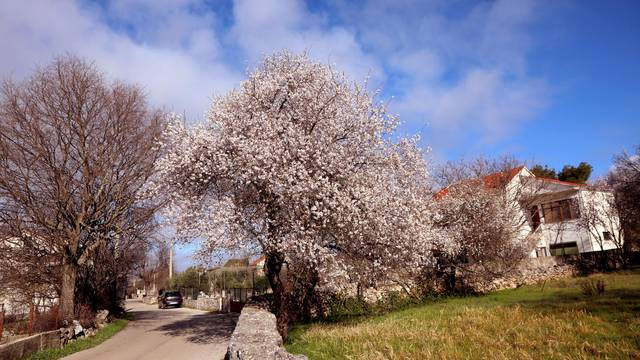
[523, 174, 622, 257]
[437, 166, 623, 258]
[250, 255, 265, 274]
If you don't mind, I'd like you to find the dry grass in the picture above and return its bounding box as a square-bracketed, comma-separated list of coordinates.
[285, 270, 640, 359]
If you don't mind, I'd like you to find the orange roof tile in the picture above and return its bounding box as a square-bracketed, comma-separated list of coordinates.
[482, 166, 525, 188]
[435, 166, 589, 200]
[435, 166, 525, 199]
[250, 255, 265, 267]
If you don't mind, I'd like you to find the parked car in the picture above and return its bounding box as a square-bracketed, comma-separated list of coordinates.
[158, 291, 183, 309]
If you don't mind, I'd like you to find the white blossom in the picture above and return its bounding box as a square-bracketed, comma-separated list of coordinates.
[150, 51, 438, 290]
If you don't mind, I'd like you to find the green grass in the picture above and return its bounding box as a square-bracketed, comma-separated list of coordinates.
[285, 270, 640, 359]
[25, 318, 129, 360]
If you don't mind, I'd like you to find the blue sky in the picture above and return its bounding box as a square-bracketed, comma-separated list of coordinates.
[1, 0, 639, 269]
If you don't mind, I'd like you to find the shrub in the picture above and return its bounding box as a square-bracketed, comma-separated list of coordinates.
[32, 306, 61, 333]
[323, 294, 370, 320]
[2, 305, 62, 337]
[579, 278, 606, 296]
[74, 304, 96, 329]
[169, 267, 210, 296]
[319, 290, 430, 322]
[375, 291, 424, 312]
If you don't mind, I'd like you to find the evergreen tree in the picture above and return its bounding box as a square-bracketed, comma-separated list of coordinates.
[170, 267, 209, 294]
[558, 162, 593, 183]
[531, 164, 557, 179]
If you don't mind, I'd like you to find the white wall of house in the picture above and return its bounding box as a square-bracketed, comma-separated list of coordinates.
[504, 168, 623, 258]
[531, 192, 621, 257]
[504, 167, 537, 251]
[578, 190, 622, 252]
[539, 218, 590, 252]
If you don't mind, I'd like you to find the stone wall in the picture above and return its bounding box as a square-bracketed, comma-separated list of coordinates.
[226, 304, 307, 360]
[141, 295, 157, 305]
[183, 297, 221, 312]
[0, 329, 62, 360]
[486, 256, 575, 291]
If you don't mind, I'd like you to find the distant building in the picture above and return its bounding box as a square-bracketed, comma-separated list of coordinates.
[250, 255, 266, 274]
[437, 166, 623, 258]
[224, 257, 250, 268]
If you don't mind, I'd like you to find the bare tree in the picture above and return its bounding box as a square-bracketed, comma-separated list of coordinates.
[75, 229, 152, 314]
[608, 145, 640, 255]
[432, 155, 521, 188]
[0, 223, 59, 313]
[0, 56, 163, 321]
[577, 181, 625, 267]
[133, 238, 171, 296]
[432, 157, 540, 291]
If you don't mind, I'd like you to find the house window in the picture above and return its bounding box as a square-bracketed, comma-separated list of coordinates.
[535, 247, 548, 257]
[549, 242, 579, 256]
[529, 207, 541, 230]
[541, 198, 580, 223]
[603, 231, 612, 240]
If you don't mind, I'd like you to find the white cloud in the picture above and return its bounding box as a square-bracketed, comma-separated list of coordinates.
[389, 50, 442, 81]
[395, 69, 545, 143]
[96, 0, 222, 60]
[0, 0, 548, 146]
[230, 0, 383, 84]
[0, 0, 554, 265]
[0, 0, 241, 121]
[336, 0, 547, 145]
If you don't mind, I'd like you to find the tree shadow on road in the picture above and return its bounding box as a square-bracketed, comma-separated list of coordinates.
[129, 309, 178, 323]
[154, 312, 239, 344]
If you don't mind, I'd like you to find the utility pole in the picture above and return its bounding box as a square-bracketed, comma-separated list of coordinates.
[169, 238, 174, 279]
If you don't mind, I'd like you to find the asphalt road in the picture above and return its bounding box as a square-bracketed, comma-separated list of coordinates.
[63, 299, 238, 360]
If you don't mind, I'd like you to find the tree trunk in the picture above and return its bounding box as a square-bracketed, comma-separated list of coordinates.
[301, 272, 319, 322]
[620, 247, 628, 270]
[60, 260, 77, 322]
[265, 253, 289, 339]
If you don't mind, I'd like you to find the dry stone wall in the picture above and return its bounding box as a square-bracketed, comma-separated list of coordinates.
[141, 295, 157, 305]
[485, 256, 575, 292]
[226, 304, 307, 360]
[183, 297, 221, 311]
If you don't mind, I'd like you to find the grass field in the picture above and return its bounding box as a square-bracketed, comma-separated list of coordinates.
[26, 318, 129, 360]
[285, 271, 640, 359]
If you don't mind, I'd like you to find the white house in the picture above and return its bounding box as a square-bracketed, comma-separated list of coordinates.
[499, 166, 623, 258]
[436, 165, 624, 259]
[0, 235, 59, 314]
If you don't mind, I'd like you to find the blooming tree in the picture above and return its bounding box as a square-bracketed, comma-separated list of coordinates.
[432, 158, 539, 292]
[152, 52, 435, 335]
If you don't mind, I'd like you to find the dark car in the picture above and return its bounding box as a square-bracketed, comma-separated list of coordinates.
[158, 291, 183, 309]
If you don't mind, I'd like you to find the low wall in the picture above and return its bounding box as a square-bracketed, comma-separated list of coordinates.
[183, 297, 221, 312]
[0, 329, 62, 360]
[226, 304, 307, 360]
[486, 256, 574, 291]
[141, 295, 157, 305]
